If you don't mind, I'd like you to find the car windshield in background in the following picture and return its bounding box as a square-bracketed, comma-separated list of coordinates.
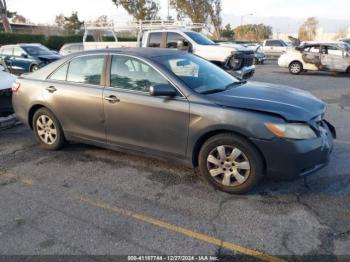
[22, 45, 52, 56]
[343, 43, 350, 52]
[155, 53, 241, 94]
[184, 32, 216, 46]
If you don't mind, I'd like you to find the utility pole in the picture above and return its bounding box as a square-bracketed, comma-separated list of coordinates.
[240, 13, 253, 27]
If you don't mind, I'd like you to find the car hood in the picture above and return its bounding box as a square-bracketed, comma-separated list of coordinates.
[0, 71, 17, 91]
[219, 43, 254, 52]
[207, 81, 326, 122]
[37, 54, 61, 61]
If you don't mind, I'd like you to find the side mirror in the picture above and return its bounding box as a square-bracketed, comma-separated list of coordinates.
[150, 84, 177, 97]
[21, 53, 28, 58]
[177, 40, 189, 51]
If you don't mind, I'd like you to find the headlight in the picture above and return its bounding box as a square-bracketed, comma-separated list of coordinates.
[229, 57, 241, 70]
[265, 122, 317, 140]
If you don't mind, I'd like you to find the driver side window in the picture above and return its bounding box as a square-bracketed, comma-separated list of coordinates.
[110, 55, 169, 93]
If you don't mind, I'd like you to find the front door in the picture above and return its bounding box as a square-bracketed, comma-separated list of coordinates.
[44, 54, 106, 142]
[103, 55, 189, 157]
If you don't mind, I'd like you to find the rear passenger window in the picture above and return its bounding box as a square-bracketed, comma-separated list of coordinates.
[67, 55, 105, 85]
[2, 47, 13, 56]
[148, 33, 162, 48]
[49, 63, 69, 81]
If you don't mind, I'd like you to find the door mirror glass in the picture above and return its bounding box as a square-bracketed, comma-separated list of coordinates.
[150, 84, 177, 97]
[21, 53, 28, 58]
[177, 40, 189, 51]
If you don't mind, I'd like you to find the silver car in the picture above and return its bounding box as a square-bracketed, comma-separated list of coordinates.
[12, 48, 335, 194]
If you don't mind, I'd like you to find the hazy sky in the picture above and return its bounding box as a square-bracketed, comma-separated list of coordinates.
[6, 0, 350, 25]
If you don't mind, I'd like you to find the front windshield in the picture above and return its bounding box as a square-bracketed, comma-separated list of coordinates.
[184, 32, 215, 46]
[154, 53, 242, 94]
[22, 45, 52, 56]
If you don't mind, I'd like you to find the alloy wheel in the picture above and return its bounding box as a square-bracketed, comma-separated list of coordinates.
[206, 145, 251, 187]
[36, 115, 57, 145]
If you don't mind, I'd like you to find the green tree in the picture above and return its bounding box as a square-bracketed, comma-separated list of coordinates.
[63, 12, 84, 34]
[298, 17, 318, 41]
[221, 24, 234, 40]
[170, 0, 210, 23]
[112, 0, 160, 21]
[234, 24, 272, 41]
[55, 14, 65, 28]
[0, 0, 12, 32]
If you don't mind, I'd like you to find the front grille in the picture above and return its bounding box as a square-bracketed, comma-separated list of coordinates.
[242, 57, 254, 67]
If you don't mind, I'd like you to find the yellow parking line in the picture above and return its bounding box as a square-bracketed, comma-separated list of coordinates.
[80, 197, 286, 262]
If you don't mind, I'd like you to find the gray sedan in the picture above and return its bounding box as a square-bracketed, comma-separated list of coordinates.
[12, 48, 335, 194]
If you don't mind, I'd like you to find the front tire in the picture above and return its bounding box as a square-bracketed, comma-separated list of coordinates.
[289, 61, 303, 75]
[198, 133, 264, 194]
[30, 64, 39, 72]
[33, 108, 65, 150]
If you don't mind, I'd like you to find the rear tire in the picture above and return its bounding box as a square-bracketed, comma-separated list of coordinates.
[289, 61, 303, 75]
[32, 108, 65, 150]
[198, 133, 264, 194]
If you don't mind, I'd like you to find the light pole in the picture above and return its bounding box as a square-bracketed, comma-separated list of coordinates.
[240, 13, 253, 26]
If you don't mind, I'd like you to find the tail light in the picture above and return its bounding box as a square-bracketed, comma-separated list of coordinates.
[12, 82, 21, 93]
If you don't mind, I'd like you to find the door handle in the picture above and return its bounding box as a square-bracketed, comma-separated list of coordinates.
[45, 86, 57, 93]
[104, 95, 120, 103]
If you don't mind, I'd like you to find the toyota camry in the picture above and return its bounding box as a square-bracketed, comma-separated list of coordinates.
[12, 48, 335, 194]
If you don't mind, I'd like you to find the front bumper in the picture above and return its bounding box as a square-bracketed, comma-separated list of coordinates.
[0, 88, 13, 117]
[250, 120, 335, 180]
[229, 65, 255, 79]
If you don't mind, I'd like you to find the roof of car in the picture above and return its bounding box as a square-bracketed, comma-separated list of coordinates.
[73, 48, 184, 58]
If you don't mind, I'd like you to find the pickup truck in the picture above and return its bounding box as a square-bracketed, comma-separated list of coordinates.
[78, 25, 255, 79]
[140, 30, 255, 79]
[261, 39, 289, 58]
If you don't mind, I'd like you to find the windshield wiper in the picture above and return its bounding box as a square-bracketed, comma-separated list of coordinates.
[200, 88, 226, 95]
[224, 80, 247, 90]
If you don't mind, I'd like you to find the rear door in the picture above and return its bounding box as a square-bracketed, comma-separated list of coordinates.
[320, 45, 348, 72]
[44, 54, 106, 142]
[301, 45, 321, 70]
[103, 54, 189, 157]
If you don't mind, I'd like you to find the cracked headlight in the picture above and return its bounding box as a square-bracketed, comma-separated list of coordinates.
[265, 122, 317, 140]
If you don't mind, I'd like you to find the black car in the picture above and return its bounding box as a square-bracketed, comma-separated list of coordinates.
[12, 48, 335, 194]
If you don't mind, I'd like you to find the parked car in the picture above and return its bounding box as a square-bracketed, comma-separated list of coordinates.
[253, 45, 266, 64]
[261, 39, 289, 57]
[0, 61, 16, 117]
[0, 44, 61, 73]
[278, 41, 350, 75]
[12, 48, 335, 194]
[59, 43, 84, 56]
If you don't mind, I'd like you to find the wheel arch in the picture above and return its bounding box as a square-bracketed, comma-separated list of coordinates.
[288, 60, 303, 68]
[191, 129, 266, 170]
[28, 103, 58, 129]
